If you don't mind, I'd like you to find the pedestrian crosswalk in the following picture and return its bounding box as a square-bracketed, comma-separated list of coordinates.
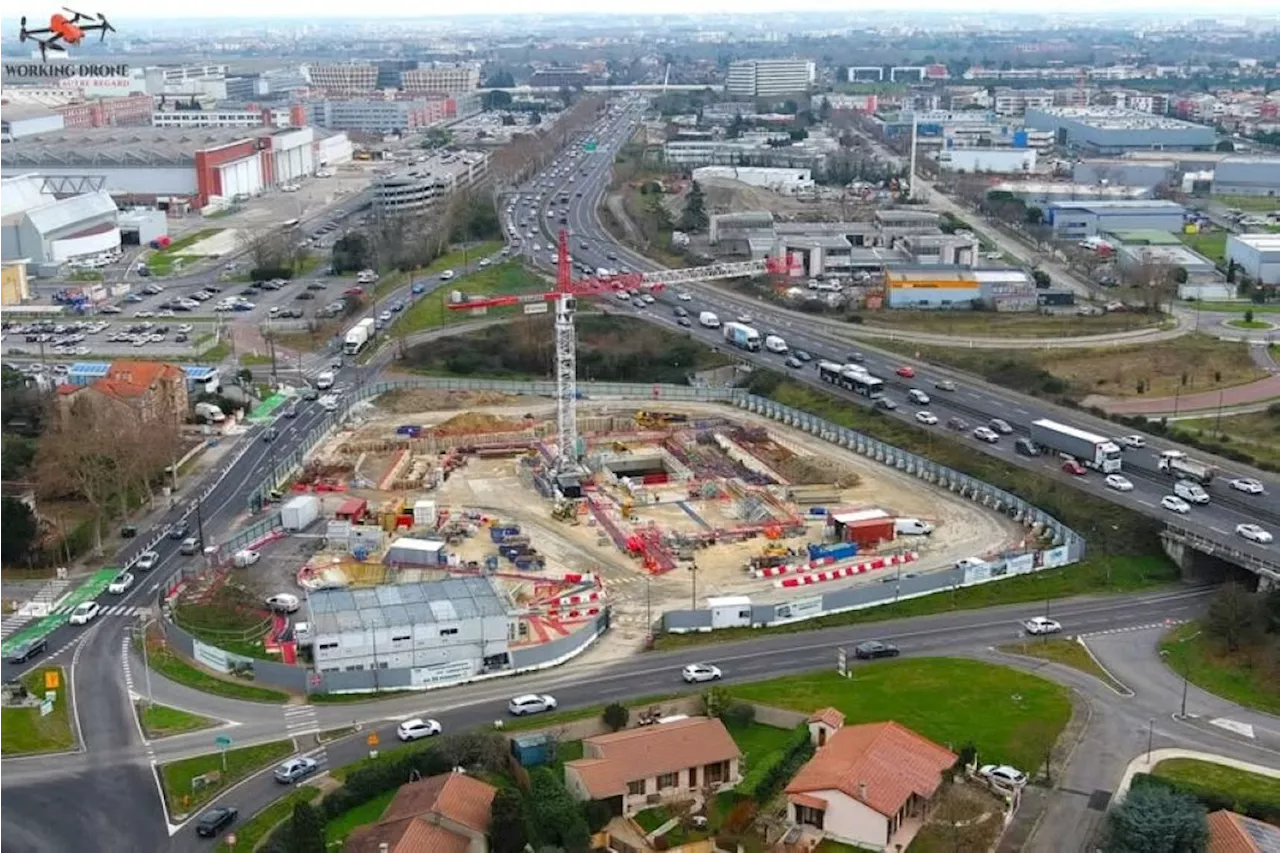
[1, 579, 71, 638]
[282, 704, 320, 739]
[47, 603, 147, 620]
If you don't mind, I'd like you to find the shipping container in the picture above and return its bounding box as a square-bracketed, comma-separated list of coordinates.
[511, 732, 556, 767]
[281, 495, 319, 531]
[807, 542, 858, 562]
[843, 518, 896, 549]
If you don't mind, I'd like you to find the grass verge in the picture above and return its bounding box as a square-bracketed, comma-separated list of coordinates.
[998, 638, 1129, 694]
[324, 788, 397, 846]
[143, 630, 290, 703]
[138, 702, 218, 739]
[160, 739, 295, 816]
[1180, 231, 1228, 264]
[1181, 300, 1280, 314]
[728, 658, 1071, 773]
[1170, 409, 1280, 471]
[857, 309, 1162, 338]
[316, 725, 360, 744]
[1159, 621, 1280, 715]
[1152, 758, 1280, 809]
[394, 261, 547, 335]
[213, 786, 321, 853]
[0, 666, 74, 755]
[423, 240, 505, 277]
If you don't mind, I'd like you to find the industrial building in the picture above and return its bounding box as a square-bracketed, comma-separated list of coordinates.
[1, 174, 121, 274]
[663, 138, 826, 171]
[1024, 107, 1216, 154]
[1, 89, 154, 130]
[1, 104, 64, 140]
[371, 150, 490, 216]
[1226, 234, 1280, 285]
[725, 59, 816, 97]
[1211, 156, 1280, 198]
[1071, 159, 1177, 190]
[884, 268, 1036, 311]
[306, 576, 514, 679]
[987, 182, 1153, 208]
[1045, 199, 1187, 239]
[1, 259, 30, 306]
[691, 166, 814, 194]
[0, 126, 348, 209]
[151, 105, 299, 130]
[1113, 237, 1227, 297]
[935, 148, 1036, 174]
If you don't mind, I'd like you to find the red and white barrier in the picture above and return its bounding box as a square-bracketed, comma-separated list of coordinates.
[753, 553, 852, 579]
[561, 572, 596, 585]
[545, 606, 602, 621]
[553, 590, 603, 607]
[776, 552, 917, 588]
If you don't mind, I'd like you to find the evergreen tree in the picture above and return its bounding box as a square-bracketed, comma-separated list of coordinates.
[679, 181, 708, 232]
[286, 802, 325, 853]
[1102, 785, 1207, 853]
[489, 787, 531, 853]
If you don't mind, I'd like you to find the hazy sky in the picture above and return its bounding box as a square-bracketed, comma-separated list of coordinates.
[25, 1, 1280, 21]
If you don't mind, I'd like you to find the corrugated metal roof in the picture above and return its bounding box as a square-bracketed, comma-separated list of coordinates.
[308, 576, 510, 637]
[23, 192, 118, 237]
[0, 175, 48, 218]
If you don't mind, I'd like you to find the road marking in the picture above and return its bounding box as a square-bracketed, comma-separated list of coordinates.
[1209, 718, 1255, 739]
[282, 703, 321, 738]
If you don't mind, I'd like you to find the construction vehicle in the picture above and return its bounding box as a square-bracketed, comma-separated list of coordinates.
[635, 411, 690, 429]
[551, 500, 579, 523]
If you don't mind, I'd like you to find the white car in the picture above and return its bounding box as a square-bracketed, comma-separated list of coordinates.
[1117, 435, 1146, 449]
[1104, 475, 1134, 492]
[233, 549, 261, 567]
[682, 663, 723, 683]
[1236, 523, 1273, 545]
[1230, 478, 1265, 495]
[979, 764, 1028, 789]
[736, 314, 752, 324]
[915, 411, 938, 426]
[1023, 617, 1062, 635]
[68, 601, 101, 625]
[677, 292, 692, 301]
[265, 593, 301, 613]
[135, 550, 160, 571]
[907, 389, 931, 406]
[479, 258, 491, 268]
[508, 694, 558, 716]
[397, 718, 443, 741]
[108, 572, 135, 594]
[1161, 495, 1191, 514]
[973, 427, 1000, 444]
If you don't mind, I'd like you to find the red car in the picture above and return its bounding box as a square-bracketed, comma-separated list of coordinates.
[896, 365, 916, 378]
[344, 286, 364, 297]
[1061, 459, 1086, 476]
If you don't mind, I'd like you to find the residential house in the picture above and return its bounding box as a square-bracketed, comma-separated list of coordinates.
[344, 770, 496, 853]
[56, 360, 189, 426]
[785, 716, 958, 851]
[564, 716, 742, 816]
[1206, 809, 1280, 853]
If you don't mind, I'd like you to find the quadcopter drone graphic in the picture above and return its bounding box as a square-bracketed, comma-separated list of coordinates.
[19, 7, 116, 62]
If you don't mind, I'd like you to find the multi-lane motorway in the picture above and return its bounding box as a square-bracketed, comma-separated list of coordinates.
[504, 102, 1278, 572]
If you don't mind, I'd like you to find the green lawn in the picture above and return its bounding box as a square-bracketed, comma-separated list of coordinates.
[633, 804, 674, 833]
[1159, 622, 1280, 715]
[394, 261, 548, 335]
[858, 309, 1162, 339]
[1214, 195, 1280, 212]
[324, 787, 397, 846]
[726, 720, 798, 767]
[728, 659, 1071, 773]
[143, 631, 290, 703]
[137, 702, 218, 739]
[1180, 231, 1227, 264]
[998, 638, 1129, 694]
[0, 666, 74, 756]
[213, 787, 321, 853]
[1226, 318, 1273, 329]
[147, 228, 225, 272]
[1153, 758, 1280, 808]
[1171, 410, 1280, 472]
[1180, 301, 1280, 314]
[160, 739, 295, 816]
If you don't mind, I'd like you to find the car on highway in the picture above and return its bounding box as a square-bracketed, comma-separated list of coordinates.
[397, 718, 443, 741]
[1117, 435, 1146, 449]
[854, 640, 900, 660]
[68, 601, 100, 625]
[979, 765, 1028, 790]
[946, 416, 969, 432]
[874, 397, 898, 411]
[1104, 474, 1134, 492]
[195, 806, 238, 838]
[681, 663, 723, 683]
[1061, 459, 1086, 476]
[1230, 478, 1265, 495]
[1023, 617, 1062, 635]
[794, 350, 812, 362]
[1015, 438, 1041, 457]
[274, 757, 319, 784]
[135, 550, 160, 571]
[168, 521, 190, 540]
[108, 572, 134, 594]
[896, 365, 916, 378]
[785, 355, 802, 369]
[915, 411, 938, 425]
[676, 292, 692, 301]
[973, 426, 1000, 443]
[1236, 523, 1273, 545]
[846, 351, 865, 363]
[907, 389, 930, 405]
[1161, 495, 1191, 514]
[7, 636, 48, 664]
[736, 313, 753, 324]
[934, 379, 956, 392]
[678, 317, 692, 327]
[411, 282, 427, 295]
[988, 418, 1013, 435]
[180, 536, 200, 555]
[266, 593, 301, 613]
[508, 693, 558, 716]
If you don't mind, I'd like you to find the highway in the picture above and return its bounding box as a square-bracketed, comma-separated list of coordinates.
[503, 102, 1279, 572]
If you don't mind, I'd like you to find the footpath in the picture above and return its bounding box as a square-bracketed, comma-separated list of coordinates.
[1086, 373, 1280, 416]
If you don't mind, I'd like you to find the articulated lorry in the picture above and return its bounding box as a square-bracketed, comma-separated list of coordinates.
[1029, 419, 1123, 473]
[1159, 452, 1217, 485]
[343, 318, 375, 355]
[722, 322, 762, 352]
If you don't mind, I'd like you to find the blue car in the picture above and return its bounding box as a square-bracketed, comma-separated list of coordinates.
[411, 282, 426, 295]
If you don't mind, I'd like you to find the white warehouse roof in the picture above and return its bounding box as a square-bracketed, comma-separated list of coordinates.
[0, 174, 49, 217]
[22, 192, 118, 236]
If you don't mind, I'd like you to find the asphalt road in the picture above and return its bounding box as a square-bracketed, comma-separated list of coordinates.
[506, 108, 1279, 572]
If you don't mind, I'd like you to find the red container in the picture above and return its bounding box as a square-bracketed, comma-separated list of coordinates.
[844, 518, 895, 549]
[641, 472, 669, 485]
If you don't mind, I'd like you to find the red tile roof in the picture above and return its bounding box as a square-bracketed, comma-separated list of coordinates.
[1207, 810, 1280, 853]
[106, 359, 181, 390]
[808, 707, 846, 729]
[785, 721, 957, 818]
[343, 771, 495, 853]
[93, 378, 148, 400]
[566, 716, 742, 799]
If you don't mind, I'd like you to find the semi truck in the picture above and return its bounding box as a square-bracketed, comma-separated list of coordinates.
[1159, 452, 1217, 485]
[1029, 419, 1123, 473]
[343, 318, 375, 355]
[722, 322, 762, 351]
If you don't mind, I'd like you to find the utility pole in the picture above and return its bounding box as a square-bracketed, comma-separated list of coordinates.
[139, 619, 154, 708]
[690, 561, 699, 610]
[195, 499, 205, 549]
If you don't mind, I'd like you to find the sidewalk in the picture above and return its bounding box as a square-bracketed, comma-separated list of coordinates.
[1088, 374, 1280, 416]
[1112, 747, 1280, 803]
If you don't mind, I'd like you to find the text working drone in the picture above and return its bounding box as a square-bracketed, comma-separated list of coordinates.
[19, 8, 115, 61]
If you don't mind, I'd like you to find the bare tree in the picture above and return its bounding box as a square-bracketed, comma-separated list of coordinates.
[238, 231, 289, 273]
[37, 398, 130, 554]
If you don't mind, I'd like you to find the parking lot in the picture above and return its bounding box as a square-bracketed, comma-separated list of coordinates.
[0, 317, 209, 361]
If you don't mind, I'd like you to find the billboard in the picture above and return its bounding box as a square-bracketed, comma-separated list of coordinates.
[774, 596, 824, 622]
[1040, 546, 1071, 569]
[1006, 553, 1036, 576]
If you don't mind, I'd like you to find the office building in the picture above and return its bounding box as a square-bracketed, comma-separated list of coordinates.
[306, 63, 378, 93]
[152, 105, 299, 130]
[307, 98, 446, 134]
[1024, 107, 1216, 154]
[1045, 199, 1187, 239]
[371, 150, 490, 216]
[402, 62, 481, 94]
[529, 68, 590, 88]
[992, 88, 1055, 118]
[725, 59, 816, 97]
[1226, 234, 1280, 285]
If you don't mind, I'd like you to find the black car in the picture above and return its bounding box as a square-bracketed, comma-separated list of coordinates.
[307, 282, 326, 291]
[195, 806, 238, 838]
[1015, 438, 1041, 457]
[301, 387, 320, 401]
[946, 417, 970, 432]
[8, 636, 48, 664]
[168, 521, 190, 540]
[295, 292, 315, 300]
[854, 640, 900, 660]
[874, 397, 898, 411]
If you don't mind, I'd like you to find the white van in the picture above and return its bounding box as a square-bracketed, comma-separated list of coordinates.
[315, 371, 335, 390]
[1173, 480, 1210, 505]
[895, 518, 934, 536]
[764, 335, 788, 354]
[698, 311, 721, 328]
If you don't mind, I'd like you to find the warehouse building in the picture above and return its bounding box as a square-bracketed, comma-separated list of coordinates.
[935, 148, 1036, 174]
[691, 166, 814, 194]
[1, 104, 64, 140]
[371, 150, 490, 216]
[987, 182, 1153, 209]
[1227, 234, 1280, 285]
[1211, 156, 1280, 198]
[884, 268, 1037, 311]
[1024, 107, 1216, 154]
[725, 59, 816, 97]
[1046, 199, 1187, 239]
[307, 576, 514, 679]
[1, 174, 120, 274]
[1071, 159, 1177, 190]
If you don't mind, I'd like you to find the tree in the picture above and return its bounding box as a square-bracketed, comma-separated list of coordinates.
[1205, 582, 1264, 653]
[483, 90, 513, 110]
[678, 180, 708, 232]
[1, 497, 39, 566]
[1101, 784, 1207, 853]
[529, 767, 591, 852]
[285, 801, 325, 853]
[817, 96, 832, 122]
[489, 787, 532, 853]
[601, 702, 629, 732]
[1215, 139, 1235, 152]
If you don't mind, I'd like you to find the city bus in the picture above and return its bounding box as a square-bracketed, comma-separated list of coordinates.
[817, 361, 885, 399]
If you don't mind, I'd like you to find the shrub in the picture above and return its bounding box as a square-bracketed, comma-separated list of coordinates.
[602, 702, 629, 732]
[736, 725, 813, 801]
[721, 700, 756, 728]
[1130, 772, 1280, 824]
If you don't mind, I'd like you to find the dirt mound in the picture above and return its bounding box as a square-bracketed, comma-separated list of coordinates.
[432, 411, 528, 436]
[376, 389, 525, 413]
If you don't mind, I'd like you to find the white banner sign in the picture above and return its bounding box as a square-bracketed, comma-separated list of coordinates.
[775, 595, 823, 621]
[192, 638, 231, 673]
[410, 660, 474, 687]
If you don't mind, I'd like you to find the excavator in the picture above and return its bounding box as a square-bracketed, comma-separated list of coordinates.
[634, 411, 690, 429]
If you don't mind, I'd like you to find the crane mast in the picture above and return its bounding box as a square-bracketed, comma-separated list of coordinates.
[554, 231, 580, 471]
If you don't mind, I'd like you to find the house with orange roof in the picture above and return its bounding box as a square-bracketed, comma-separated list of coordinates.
[563, 716, 742, 817]
[343, 770, 496, 853]
[57, 359, 188, 426]
[1207, 809, 1280, 853]
[785, 716, 958, 851]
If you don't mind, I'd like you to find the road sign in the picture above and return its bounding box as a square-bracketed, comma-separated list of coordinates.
[215, 734, 233, 749]
[40, 699, 53, 717]
[44, 670, 60, 690]
[836, 647, 848, 678]
[366, 732, 379, 747]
